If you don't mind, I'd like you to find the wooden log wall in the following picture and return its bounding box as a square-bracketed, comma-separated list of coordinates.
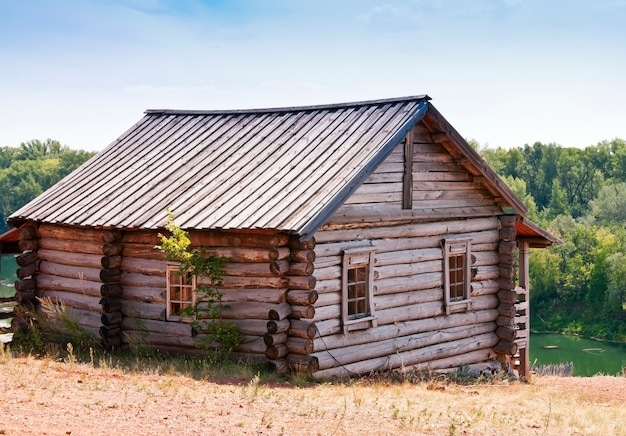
[14, 226, 39, 316]
[310, 217, 502, 378]
[15, 223, 104, 338]
[303, 127, 508, 378]
[494, 215, 519, 361]
[264, 235, 318, 374]
[119, 229, 293, 359]
[100, 229, 123, 348]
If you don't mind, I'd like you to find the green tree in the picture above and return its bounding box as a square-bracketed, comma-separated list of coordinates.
[18, 139, 62, 160]
[502, 176, 539, 221]
[589, 182, 626, 224]
[0, 147, 20, 169]
[555, 147, 604, 217]
[608, 138, 626, 181]
[0, 140, 96, 233]
[545, 179, 569, 219]
[606, 252, 626, 312]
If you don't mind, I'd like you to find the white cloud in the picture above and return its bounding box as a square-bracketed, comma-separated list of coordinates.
[357, 4, 404, 24]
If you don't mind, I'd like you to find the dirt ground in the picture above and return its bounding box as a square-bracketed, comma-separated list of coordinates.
[1, 356, 625, 436]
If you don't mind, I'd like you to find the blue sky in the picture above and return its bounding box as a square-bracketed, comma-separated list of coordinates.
[1, 0, 625, 151]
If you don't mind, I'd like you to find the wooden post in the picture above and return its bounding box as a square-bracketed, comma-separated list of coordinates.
[517, 240, 530, 378]
[403, 128, 414, 209]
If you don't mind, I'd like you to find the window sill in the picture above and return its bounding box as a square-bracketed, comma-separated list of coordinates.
[445, 299, 473, 315]
[343, 316, 377, 334]
[167, 316, 195, 323]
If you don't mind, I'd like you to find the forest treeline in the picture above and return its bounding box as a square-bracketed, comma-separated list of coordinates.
[0, 139, 96, 234]
[1, 138, 625, 342]
[479, 139, 626, 341]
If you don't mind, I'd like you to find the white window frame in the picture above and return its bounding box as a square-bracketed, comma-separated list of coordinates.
[442, 239, 473, 314]
[341, 247, 377, 334]
[166, 264, 196, 322]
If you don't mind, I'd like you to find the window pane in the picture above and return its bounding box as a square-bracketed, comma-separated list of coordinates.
[344, 252, 374, 324]
[356, 298, 366, 315]
[181, 287, 192, 301]
[356, 267, 367, 282]
[169, 272, 179, 286]
[167, 267, 196, 320]
[355, 281, 366, 298]
[448, 252, 466, 301]
[348, 300, 356, 316]
[348, 284, 356, 299]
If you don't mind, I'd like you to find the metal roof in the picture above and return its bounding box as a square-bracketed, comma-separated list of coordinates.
[10, 96, 431, 239]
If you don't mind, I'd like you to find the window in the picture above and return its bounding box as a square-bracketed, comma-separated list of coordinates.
[342, 248, 377, 333]
[166, 265, 196, 321]
[442, 239, 472, 314]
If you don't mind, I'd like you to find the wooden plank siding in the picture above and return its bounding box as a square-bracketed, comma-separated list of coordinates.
[309, 124, 502, 377]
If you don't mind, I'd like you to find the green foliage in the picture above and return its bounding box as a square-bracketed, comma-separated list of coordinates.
[606, 252, 626, 313]
[589, 182, 626, 224]
[480, 139, 626, 342]
[10, 297, 99, 356]
[156, 211, 242, 358]
[501, 176, 539, 221]
[0, 139, 96, 233]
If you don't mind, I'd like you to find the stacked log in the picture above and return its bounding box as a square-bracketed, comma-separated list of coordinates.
[9, 226, 39, 333]
[264, 235, 320, 374]
[307, 150, 506, 378]
[100, 229, 123, 349]
[265, 300, 290, 366]
[494, 215, 518, 358]
[14, 226, 39, 311]
[36, 225, 103, 321]
[118, 229, 296, 356]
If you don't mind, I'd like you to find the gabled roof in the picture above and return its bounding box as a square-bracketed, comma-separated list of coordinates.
[8, 95, 551, 243]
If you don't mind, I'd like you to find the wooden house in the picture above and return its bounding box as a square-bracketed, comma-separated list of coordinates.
[7, 95, 558, 378]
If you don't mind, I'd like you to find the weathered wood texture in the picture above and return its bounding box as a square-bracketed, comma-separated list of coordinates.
[307, 130, 508, 376]
[494, 215, 519, 357]
[19, 127, 518, 373]
[100, 229, 123, 349]
[116, 230, 293, 356]
[32, 226, 105, 315]
[327, 134, 504, 225]
[314, 331, 498, 379]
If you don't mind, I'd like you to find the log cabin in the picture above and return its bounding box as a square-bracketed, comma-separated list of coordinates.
[6, 95, 559, 378]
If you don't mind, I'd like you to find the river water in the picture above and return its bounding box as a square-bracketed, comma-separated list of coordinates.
[530, 332, 626, 376]
[0, 254, 17, 342]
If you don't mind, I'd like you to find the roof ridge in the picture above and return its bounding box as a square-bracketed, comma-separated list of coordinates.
[145, 94, 431, 116]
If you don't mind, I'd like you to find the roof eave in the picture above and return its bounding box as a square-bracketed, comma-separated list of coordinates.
[516, 218, 562, 247]
[420, 103, 527, 216]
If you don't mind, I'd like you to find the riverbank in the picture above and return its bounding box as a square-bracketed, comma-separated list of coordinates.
[0, 354, 624, 435]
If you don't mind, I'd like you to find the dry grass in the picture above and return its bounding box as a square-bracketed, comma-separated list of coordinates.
[0, 345, 624, 436]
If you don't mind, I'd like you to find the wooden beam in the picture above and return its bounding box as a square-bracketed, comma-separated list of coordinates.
[403, 129, 414, 209]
